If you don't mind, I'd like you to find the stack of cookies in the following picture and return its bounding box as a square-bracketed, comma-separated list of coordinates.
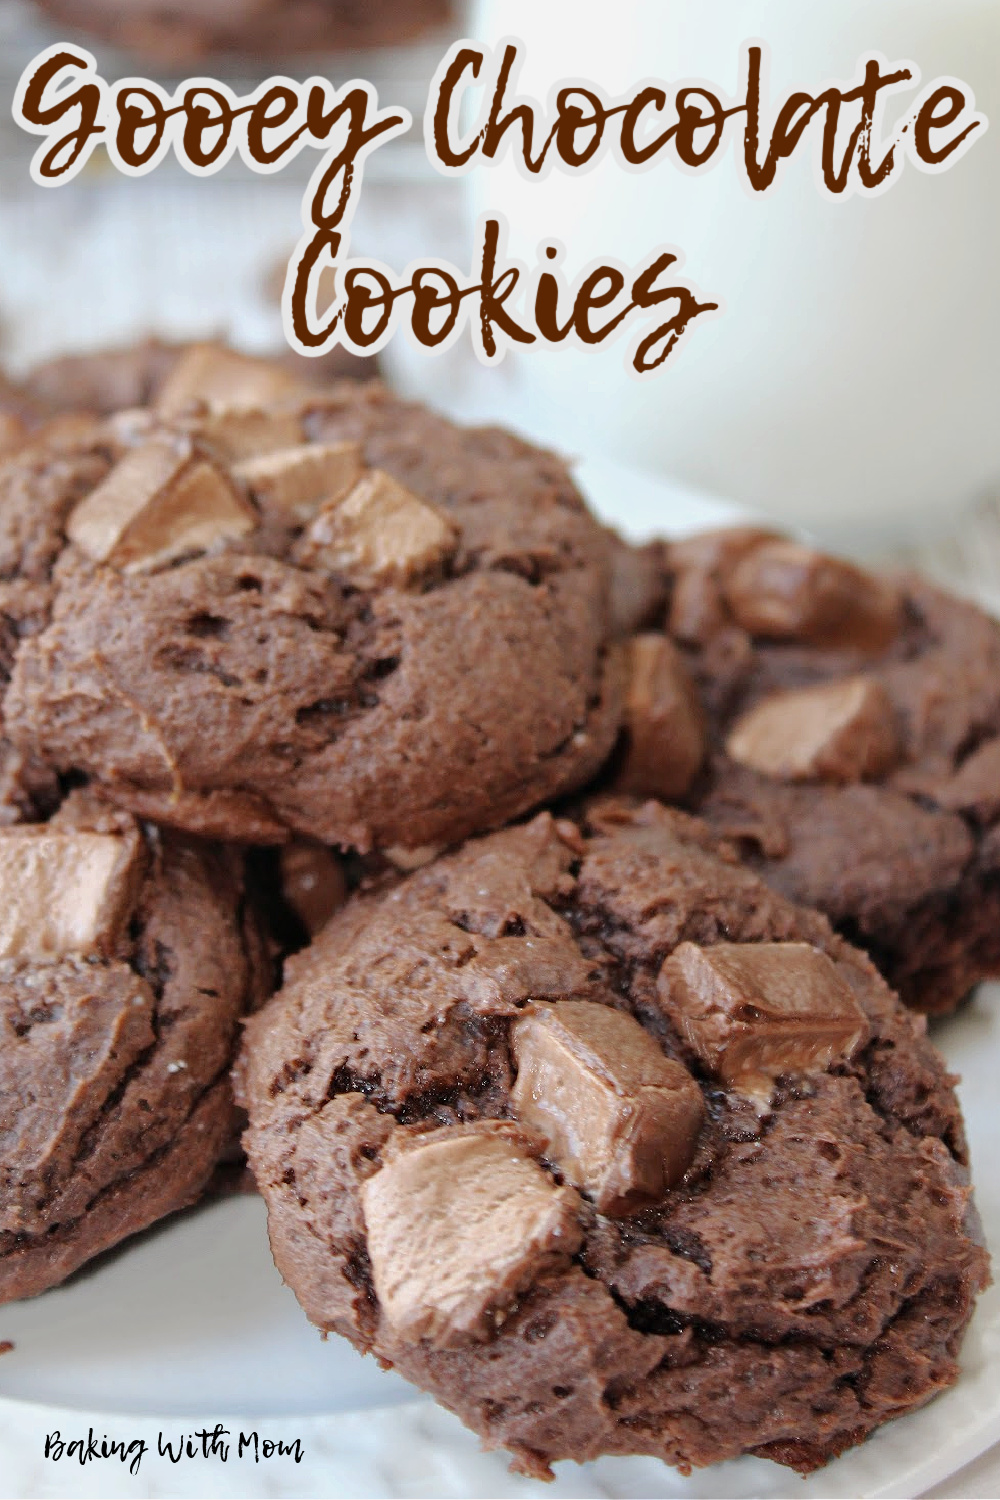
[0, 342, 992, 1481]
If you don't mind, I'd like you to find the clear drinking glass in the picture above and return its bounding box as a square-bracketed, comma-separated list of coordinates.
[416, 0, 1000, 544]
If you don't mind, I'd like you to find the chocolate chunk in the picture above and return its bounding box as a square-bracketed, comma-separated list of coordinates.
[0, 825, 143, 959]
[124, 460, 255, 572]
[295, 469, 457, 587]
[724, 541, 902, 651]
[362, 1124, 582, 1348]
[191, 407, 305, 464]
[279, 841, 347, 937]
[658, 941, 869, 1103]
[617, 635, 705, 799]
[97, 407, 157, 458]
[510, 1001, 704, 1214]
[726, 677, 898, 784]
[155, 342, 305, 417]
[234, 442, 363, 525]
[67, 438, 185, 554]
[667, 527, 780, 643]
[67, 440, 256, 572]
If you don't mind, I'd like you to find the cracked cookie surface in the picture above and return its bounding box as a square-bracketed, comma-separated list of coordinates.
[237, 799, 987, 1478]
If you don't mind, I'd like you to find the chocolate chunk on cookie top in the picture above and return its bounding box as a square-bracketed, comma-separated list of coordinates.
[616, 634, 705, 799]
[511, 1002, 704, 1212]
[293, 468, 457, 588]
[659, 942, 868, 1106]
[154, 343, 307, 418]
[238, 801, 987, 1480]
[0, 790, 266, 1303]
[725, 678, 899, 783]
[625, 526, 1000, 1012]
[722, 539, 902, 651]
[2, 381, 622, 851]
[0, 822, 142, 959]
[363, 1125, 583, 1348]
[67, 437, 256, 573]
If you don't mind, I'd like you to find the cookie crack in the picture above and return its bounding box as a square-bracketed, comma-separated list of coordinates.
[0, 1057, 233, 1253]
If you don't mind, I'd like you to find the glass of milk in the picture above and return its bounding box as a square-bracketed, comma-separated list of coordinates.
[408, 0, 1000, 543]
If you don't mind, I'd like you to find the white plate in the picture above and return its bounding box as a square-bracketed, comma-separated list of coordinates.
[0, 465, 997, 1499]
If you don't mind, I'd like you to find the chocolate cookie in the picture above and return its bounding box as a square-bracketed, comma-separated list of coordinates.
[615, 528, 1000, 1013]
[236, 800, 987, 1479]
[0, 789, 267, 1302]
[2, 354, 623, 851]
[33, 0, 453, 65]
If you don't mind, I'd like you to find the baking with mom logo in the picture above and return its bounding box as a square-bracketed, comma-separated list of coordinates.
[43, 1424, 304, 1476]
[12, 35, 988, 374]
